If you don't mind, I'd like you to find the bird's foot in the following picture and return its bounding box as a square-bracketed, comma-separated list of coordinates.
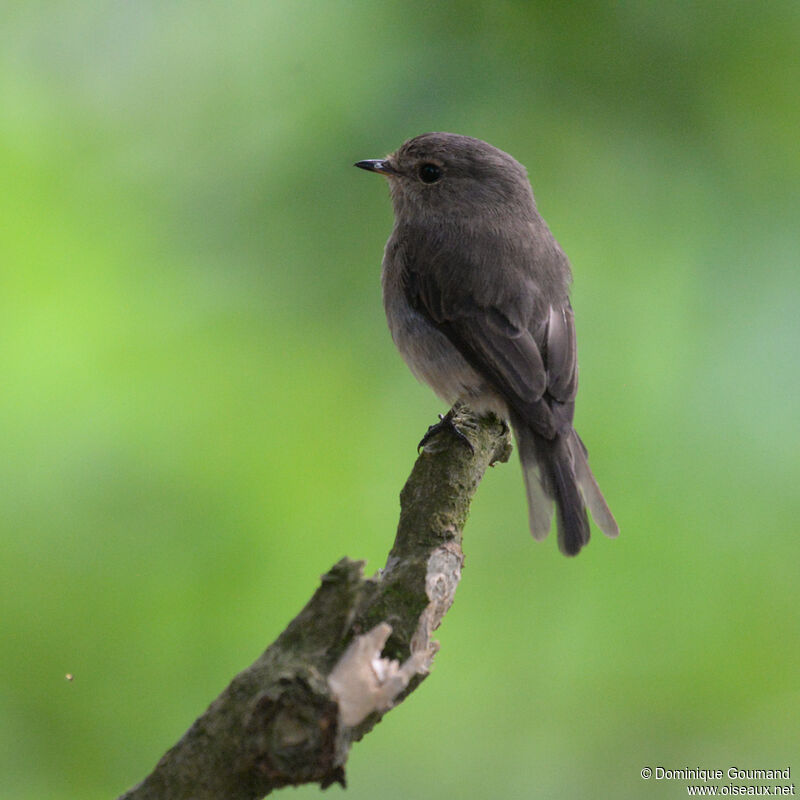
[417, 409, 476, 454]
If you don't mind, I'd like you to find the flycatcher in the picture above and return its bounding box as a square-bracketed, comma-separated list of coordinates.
[356, 132, 618, 556]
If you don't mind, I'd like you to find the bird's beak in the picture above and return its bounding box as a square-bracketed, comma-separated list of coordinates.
[354, 159, 397, 176]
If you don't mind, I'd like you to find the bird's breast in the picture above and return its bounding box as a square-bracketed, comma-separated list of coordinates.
[381, 244, 506, 417]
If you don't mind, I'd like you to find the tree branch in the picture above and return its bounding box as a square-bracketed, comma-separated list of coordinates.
[118, 404, 512, 800]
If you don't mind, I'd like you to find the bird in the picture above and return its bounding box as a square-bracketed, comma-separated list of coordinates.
[355, 132, 618, 556]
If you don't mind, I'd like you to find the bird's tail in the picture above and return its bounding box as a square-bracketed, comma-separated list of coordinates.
[513, 416, 618, 556]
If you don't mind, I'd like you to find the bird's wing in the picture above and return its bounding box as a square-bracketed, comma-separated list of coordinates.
[403, 248, 575, 439]
[544, 303, 578, 404]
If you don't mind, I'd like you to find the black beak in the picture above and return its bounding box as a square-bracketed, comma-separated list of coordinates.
[354, 159, 396, 176]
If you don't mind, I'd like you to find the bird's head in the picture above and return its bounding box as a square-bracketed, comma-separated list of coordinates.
[355, 132, 536, 222]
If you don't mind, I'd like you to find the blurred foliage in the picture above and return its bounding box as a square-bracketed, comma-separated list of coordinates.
[1, 2, 798, 799]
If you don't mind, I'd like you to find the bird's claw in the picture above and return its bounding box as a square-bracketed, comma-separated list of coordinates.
[417, 410, 476, 454]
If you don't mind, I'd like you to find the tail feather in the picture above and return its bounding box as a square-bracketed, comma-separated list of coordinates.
[548, 437, 591, 556]
[513, 416, 616, 556]
[518, 446, 554, 541]
[571, 433, 619, 538]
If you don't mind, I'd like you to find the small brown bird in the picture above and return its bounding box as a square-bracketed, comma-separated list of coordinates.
[356, 132, 618, 556]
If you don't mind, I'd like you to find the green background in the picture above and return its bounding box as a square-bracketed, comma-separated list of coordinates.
[2, 3, 798, 798]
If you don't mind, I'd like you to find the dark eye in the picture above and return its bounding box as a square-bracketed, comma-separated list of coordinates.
[418, 163, 442, 184]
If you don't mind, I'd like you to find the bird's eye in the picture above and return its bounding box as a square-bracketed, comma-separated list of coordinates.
[418, 163, 442, 184]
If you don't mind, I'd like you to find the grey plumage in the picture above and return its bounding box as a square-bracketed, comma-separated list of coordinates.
[356, 132, 618, 556]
